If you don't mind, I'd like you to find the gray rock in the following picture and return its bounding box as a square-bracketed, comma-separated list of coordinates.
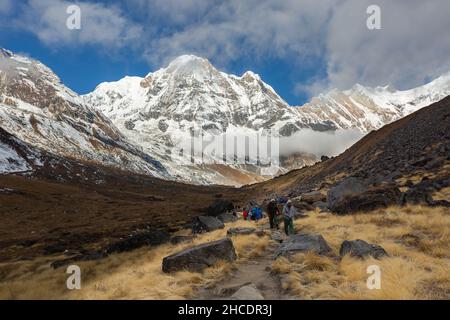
[275, 233, 332, 257]
[327, 177, 367, 212]
[339, 239, 388, 259]
[230, 284, 264, 300]
[192, 216, 225, 234]
[312, 201, 330, 212]
[162, 238, 237, 273]
[270, 230, 286, 243]
[301, 191, 326, 204]
[217, 213, 238, 223]
[227, 227, 260, 236]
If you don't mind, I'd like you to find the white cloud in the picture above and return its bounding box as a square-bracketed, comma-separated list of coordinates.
[5, 0, 450, 98]
[131, 0, 334, 66]
[279, 128, 363, 158]
[324, 0, 450, 91]
[14, 0, 142, 49]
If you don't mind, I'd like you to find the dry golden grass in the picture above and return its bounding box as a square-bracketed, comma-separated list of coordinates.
[0, 219, 269, 300]
[271, 205, 450, 299]
[433, 187, 450, 201]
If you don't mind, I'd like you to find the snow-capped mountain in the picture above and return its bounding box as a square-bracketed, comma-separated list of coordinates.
[0, 48, 169, 178]
[298, 73, 450, 133]
[85, 55, 450, 185]
[84, 55, 304, 184]
[2, 48, 449, 185]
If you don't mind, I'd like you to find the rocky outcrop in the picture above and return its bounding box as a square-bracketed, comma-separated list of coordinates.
[192, 216, 225, 234]
[328, 178, 402, 214]
[162, 238, 237, 273]
[327, 177, 367, 211]
[339, 239, 388, 259]
[275, 233, 332, 257]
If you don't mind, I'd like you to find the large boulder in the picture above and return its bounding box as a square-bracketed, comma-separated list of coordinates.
[275, 233, 332, 257]
[230, 284, 264, 300]
[339, 240, 388, 259]
[327, 177, 367, 211]
[192, 216, 225, 234]
[329, 184, 402, 215]
[301, 191, 326, 204]
[162, 238, 237, 273]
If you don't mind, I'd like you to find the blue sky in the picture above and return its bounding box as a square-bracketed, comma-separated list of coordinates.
[1, 0, 449, 105]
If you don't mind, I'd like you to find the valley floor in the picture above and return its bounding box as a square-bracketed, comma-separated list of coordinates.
[0, 204, 448, 300]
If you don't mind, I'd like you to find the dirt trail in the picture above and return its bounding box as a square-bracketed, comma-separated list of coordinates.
[195, 232, 293, 300]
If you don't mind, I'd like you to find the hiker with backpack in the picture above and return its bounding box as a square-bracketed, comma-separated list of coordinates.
[267, 199, 280, 229]
[249, 203, 263, 221]
[282, 200, 296, 235]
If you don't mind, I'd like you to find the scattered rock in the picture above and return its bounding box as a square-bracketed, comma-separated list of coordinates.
[275, 233, 332, 257]
[339, 239, 388, 259]
[227, 227, 261, 236]
[300, 191, 326, 204]
[230, 284, 264, 300]
[217, 213, 238, 223]
[321, 155, 330, 162]
[106, 229, 170, 254]
[162, 238, 237, 273]
[192, 216, 225, 234]
[401, 187, 433, 206]
[424, 158, 444, 170]
[270, 231, 286, 243]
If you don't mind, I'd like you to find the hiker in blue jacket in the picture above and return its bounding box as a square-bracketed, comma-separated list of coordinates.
[250, 205, 263, 221]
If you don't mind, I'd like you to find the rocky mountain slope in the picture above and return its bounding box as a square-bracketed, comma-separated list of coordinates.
[250, 95, 450, 205]
[0, 48, 169, 179]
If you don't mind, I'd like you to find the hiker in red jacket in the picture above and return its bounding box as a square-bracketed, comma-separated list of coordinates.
[242, 207, 249, 220]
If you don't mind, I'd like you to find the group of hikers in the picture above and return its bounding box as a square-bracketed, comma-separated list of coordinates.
[241, 198, 297, 236]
